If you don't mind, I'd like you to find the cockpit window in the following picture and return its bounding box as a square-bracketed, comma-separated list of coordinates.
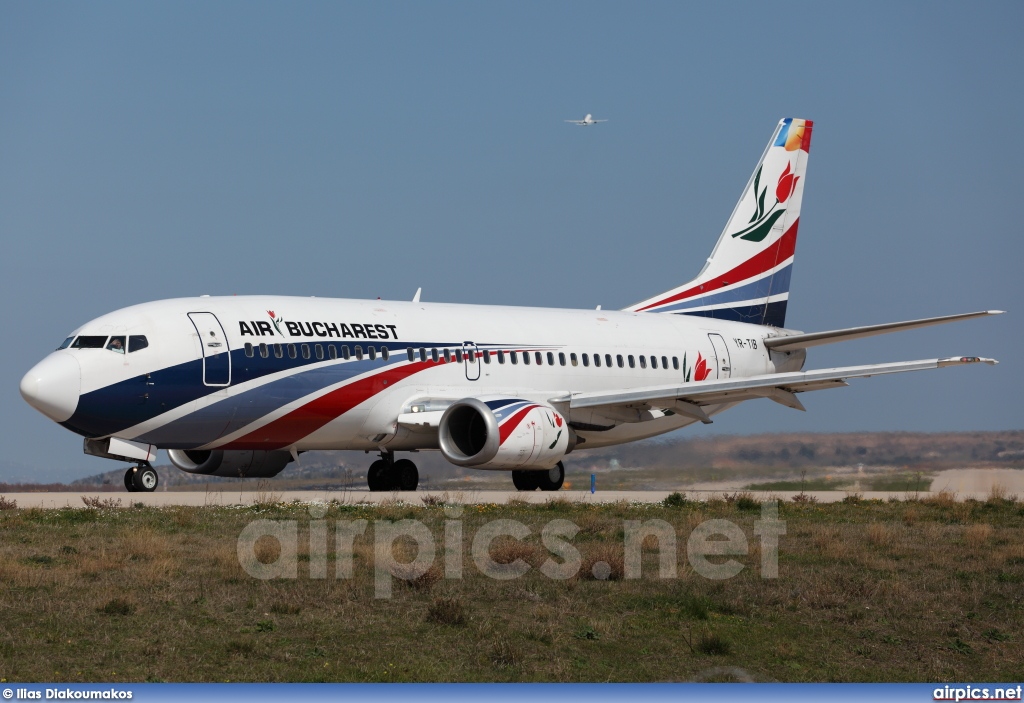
[57, 337, 75, 350]
[71, 336, 108, 349]
[107, 336, 126, 354]
[129, 335, 149, 352]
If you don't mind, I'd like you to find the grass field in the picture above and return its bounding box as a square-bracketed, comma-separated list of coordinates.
[0, 492, 1022, 682]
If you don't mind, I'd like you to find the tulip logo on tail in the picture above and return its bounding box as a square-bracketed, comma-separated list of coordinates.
[729, 161, 799, 243]
[547, 412, 564, 449]
[267, 310, 284, 336]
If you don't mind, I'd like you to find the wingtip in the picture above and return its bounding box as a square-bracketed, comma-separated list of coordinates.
[988, 310, 1006, 315]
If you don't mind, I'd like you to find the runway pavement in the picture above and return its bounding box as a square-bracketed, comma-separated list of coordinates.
[0, 488, 994, 508]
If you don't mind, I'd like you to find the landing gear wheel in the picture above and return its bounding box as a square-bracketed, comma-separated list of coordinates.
[131, 466, 158, 492]
[393, 459, 419, 491]
[367, 459, 391, 491]
[512, 470, 539, 491]
[124, 468, 136, 492]
[537, 462, 565, 492]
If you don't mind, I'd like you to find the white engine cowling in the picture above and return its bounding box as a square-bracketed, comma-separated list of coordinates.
[167, 449, 293, 478]
[438, 397, 573, 470]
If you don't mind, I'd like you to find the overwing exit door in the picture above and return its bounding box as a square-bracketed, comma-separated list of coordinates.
[463, 342, 481, 381]
[188, 312, 231, 386]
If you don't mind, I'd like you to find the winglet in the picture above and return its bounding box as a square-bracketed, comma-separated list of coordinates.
[937, 356, 999, 367]
[412, 287, 422, 303]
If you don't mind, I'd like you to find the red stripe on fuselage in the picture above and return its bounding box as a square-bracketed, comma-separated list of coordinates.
[221, 360, 434, 450]
[636, 219, 799, 312]
[498, 405, 538, 445]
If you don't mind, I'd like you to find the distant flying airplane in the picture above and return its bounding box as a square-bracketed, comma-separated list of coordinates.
[20, 118, 1002, 494]
[565, 113, 607, 126]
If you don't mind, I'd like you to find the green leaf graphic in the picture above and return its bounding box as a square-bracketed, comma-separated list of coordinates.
[748, 166, 763, 223]
[731, 208, 786, 242]
[548, 430, 562, 450]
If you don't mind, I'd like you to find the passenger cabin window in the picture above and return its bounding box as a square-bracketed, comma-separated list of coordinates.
[605, 354, 612, 367]
[483, 351, 491, 364]
[510, 351, 518, 365]
[454, 349, 462, 363]
[259, 343, 269, 359]
[547, 352, 555, 366]
[616, 354, 624, 368]
[245, 343, 254, 358]
[650, 355, 658, 369]
[355, 346, 363, 360]
[329, 345, 337, 360]
[72, 336, 108, 349]
[342, 346, 351, 360]
[523, 351, 530, 365]
[661, 356, 668, 369]
[582, 353, 590, 367]
[288, 344, 297, 359]
[431, 348, 439, 362]
[559, 352, 566, 366]
[302, 344, 311, 359]
[57, 336, 75, 350]
[419, 347, 427, 362]
[443, 348, 450, 362]
[639, 356, 647, 369]
[274, 344, 283, 359]
[368, 346, 377, 361]
[315, 344, 324, 360]
[407, 348, 415, 362]
[128, 335, 149, 353]
[570, 353, 578, 367]
[594, 354, 601, 368]
[498, 350, 505, 364]
[628, 355, 636, 368]
[381, 347, 390, 361]
[672, 356, 679, 370]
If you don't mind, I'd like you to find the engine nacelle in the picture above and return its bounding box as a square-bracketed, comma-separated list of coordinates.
[167, 449, 293, 478]
[438, 397, 573, 470]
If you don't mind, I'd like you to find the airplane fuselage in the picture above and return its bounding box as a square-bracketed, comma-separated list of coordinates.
[40, 296, 801, 456]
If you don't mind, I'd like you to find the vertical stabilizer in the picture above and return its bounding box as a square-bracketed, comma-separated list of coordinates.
[625, 118, 812, 327]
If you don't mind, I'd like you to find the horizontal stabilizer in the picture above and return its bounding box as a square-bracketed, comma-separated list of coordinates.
[764, 310, 1004, 352]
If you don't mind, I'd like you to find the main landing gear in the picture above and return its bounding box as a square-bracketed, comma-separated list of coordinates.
[367, 452, 419, 492]
[512, 462, 565, 492]
[124, 462, 159, 493]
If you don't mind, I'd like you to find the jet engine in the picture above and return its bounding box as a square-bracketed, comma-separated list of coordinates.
[167, 449, 293, 478]
[438, 397, 574, 470]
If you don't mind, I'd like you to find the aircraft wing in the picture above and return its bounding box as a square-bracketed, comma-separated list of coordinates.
[558, 356, 997, 424]
[564, 120, 584, 124]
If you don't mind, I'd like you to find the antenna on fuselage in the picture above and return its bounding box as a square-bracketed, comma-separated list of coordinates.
[412, 287, 422, 303]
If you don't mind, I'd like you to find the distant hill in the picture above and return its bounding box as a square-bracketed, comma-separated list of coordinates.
[2, 430, 1020, 493]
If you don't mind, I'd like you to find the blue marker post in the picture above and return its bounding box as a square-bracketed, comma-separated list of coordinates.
[590, 473, 596, 494]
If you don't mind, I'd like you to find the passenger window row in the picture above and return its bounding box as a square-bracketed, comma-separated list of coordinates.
[244, 342, 391, 362]
[403, 347, 679, 371]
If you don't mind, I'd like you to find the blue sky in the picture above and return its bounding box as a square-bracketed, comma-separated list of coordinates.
[1, 2, 1020, 482]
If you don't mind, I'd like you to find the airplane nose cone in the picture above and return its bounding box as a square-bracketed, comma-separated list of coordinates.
[20, 353, 81, 423]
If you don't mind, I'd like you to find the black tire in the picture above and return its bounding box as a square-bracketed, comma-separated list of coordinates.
[124, 468, 136, 492]
[393, 459, 419, 491]
[367, 459, 390, 491]
[132, 467, 158, 492]
[537, 462, 565, 491]
[512, 470, 538, 491]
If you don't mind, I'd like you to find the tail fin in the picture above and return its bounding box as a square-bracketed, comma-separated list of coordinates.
[625, 117, 812, 328]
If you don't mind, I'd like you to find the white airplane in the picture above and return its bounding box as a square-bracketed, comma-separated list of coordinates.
[565, 113, 607, 126]
[20, 118, 1001, 493]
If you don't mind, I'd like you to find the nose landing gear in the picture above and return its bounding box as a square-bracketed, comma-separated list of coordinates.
[124, 462, 159, 493]
[367, 452, 419, 491]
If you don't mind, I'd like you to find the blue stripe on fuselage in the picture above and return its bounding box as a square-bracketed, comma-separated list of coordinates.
[60, 341, 456, 439]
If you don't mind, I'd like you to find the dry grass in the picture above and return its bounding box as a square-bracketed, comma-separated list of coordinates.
[0, 498, 1021, 682]
[964, 523, 994, 548]
[0, 495, 18, 510]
